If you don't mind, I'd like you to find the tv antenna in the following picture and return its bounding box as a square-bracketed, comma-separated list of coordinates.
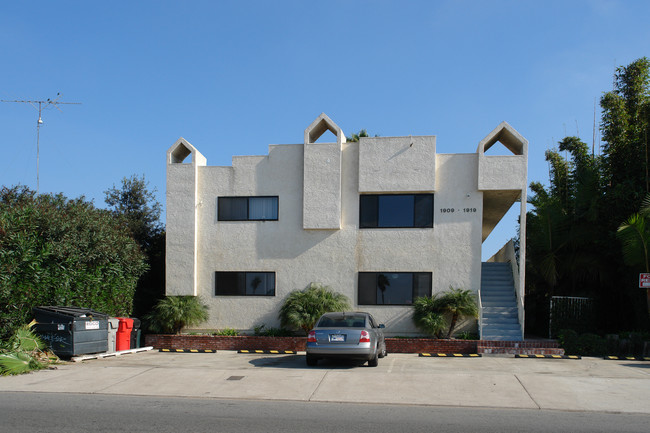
[1, 93, 81, 193]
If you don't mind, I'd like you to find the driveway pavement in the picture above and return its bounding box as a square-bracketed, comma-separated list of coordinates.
[0, 350, 649, 414]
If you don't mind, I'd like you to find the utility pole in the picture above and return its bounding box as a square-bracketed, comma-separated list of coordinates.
[1, 94, 81, 193]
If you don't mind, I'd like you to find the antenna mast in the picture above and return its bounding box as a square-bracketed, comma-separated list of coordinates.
[1, 94, 81, 193]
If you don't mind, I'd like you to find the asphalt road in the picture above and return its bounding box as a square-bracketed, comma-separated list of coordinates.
[1, 392, 649, 433]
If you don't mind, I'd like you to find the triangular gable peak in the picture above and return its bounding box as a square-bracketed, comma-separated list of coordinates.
[167, 137, 206, 166]
[304, 113, 346, 147]
[477, 121, 527, 156]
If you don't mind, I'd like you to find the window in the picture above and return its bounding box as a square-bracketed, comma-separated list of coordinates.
[359, 194, 433, 228]
[218, 196, 278, 221]
[358, 272, 431, 305]
[215, 272, 275, 296]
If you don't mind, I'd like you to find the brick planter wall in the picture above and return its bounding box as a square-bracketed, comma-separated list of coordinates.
[145, 334, 307, 352]
[145, 334, 564, 355]
[478, 340, 564, 355]
[386, 338, 477, 353]
[146, 334, 478, 353]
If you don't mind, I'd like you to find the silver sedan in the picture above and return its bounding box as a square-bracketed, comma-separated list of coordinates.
[305, 312, 387, 367]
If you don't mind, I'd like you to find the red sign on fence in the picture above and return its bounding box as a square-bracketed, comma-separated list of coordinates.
[639, 273, 650, 288]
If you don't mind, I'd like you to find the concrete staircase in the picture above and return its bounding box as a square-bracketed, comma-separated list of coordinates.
[480, 262, 523, 341]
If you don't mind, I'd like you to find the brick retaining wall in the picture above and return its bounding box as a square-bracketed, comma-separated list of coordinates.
[145, 334, 564, 355]
[146, 334, 476, 353]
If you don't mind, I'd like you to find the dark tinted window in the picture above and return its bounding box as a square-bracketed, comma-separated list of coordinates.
[215, 272, 275, 296]
[218, 196, 278, 221]
[317, 315, 367, 328]
[358, 272, 432, 305]
[359, 194, 433, 228]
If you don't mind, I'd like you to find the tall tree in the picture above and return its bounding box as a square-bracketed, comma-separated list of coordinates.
[526, 58, 650, 335]
[104, 175, 165, 319]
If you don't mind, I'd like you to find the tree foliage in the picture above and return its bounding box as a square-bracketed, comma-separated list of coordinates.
[0, 186, 147, 338]
[104, 174, 163, 251]
[526, 58, 650, 334]
[279, 283, 351, 334]
[104, 175, 165, 318]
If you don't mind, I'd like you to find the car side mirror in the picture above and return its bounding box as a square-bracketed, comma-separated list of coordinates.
[379, 324, 385, 329]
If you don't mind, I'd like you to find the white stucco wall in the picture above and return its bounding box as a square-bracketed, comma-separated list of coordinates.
[303, 142, 341, 229]
[358, 136, 436, 192]
[478, 155, 527, 190]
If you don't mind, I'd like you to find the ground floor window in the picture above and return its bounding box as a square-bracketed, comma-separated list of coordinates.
[358, 272, 431, 305]
[215, 272, 275, 296]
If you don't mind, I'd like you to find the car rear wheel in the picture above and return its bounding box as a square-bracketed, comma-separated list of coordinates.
[306, 354, 318, 366]
[367, 351, 379, 367]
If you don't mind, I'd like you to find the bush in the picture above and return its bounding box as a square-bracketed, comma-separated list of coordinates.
[0, 321, 58, 375]
[145, 296, 209, 334]
[279, 283, 350, 334]
[412, 296, 446, 337]
[253, 324, 294, 337]
[213, 328, 238, 336]
[558, 329, 607, 356]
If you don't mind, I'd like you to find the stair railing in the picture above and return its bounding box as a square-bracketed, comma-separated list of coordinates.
[477, 285, 483, 340]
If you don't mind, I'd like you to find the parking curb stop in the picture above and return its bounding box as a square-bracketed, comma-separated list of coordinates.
[419, 353, 481, 357]
[159, 349, 216, 353]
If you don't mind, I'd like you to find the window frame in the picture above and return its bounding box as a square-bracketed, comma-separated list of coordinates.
[357, 272, 432, 305]
[217, 196, 279, 221]
[214, 271, 276, 297]
[359, 193, 433, 229]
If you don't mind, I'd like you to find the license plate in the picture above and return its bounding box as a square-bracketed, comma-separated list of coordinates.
[330, 334, 346, 342]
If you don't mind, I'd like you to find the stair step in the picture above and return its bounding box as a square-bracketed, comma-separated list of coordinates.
[484, 317, 518, 323]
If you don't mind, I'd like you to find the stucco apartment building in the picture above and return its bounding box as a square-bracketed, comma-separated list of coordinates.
[166, 113, 528, 339]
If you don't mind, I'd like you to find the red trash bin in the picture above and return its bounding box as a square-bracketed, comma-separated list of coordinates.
[116, 317, 134, 351]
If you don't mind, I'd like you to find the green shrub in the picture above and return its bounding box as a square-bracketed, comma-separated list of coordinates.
[412, 296, 446, 337]
[145, 296, 209, 334]
[559, 329, 607, 356]
[279, 283, 350, 334]
[0, 321, 58, 376]
[456, 331, 479, 340]
[213, 328, 238, 336]
[253, 324, 293, 337]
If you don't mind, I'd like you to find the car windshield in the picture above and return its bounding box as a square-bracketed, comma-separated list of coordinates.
[317, 315, 366, 328]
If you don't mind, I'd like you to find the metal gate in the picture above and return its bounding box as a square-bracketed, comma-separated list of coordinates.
[549, 296, 595, 338]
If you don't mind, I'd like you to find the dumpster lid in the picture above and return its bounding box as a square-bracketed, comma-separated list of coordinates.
[33, 306, 109, 319]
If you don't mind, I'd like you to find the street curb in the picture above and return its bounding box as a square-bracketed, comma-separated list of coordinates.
[604, 355, 650, 361]
[159, 349, 217, 353]
[238, 349, 297, 354]
[515, 354, 580, 359]
[419, 353, 481, 357]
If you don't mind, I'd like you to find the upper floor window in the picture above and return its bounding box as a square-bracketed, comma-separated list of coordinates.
[218, 196, 278, 221]
[215, 271, 276, 296]
[359, 194, 433, 228]
[358, 272, 431, 305]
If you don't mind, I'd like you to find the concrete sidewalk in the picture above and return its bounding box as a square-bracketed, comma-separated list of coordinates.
[0, 351, 649, 414]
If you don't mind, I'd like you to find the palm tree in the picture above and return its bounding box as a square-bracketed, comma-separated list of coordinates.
[436, 287, 479, 338]
[412, 296, 446, 337]
[617, 194, 650, 316]
[279, 283, 351, 334]
[145, 296, 209, 334]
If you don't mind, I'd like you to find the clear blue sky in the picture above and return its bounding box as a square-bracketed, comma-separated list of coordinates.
[2, 0, 649, 260]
